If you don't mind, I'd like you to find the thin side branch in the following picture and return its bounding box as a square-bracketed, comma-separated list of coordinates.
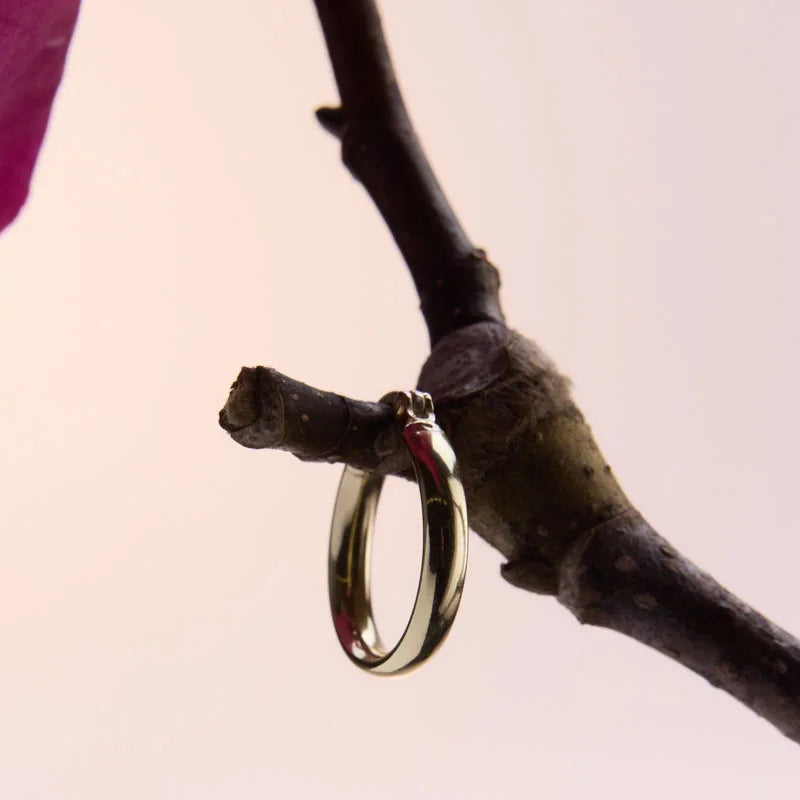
[313, 0, 504, 345]
[219, 366, 409, 473]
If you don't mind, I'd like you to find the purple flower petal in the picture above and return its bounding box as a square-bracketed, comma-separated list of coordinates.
[0, 1, 80, 233]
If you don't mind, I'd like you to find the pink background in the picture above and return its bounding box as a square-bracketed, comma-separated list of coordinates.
[1, 1, 798, 796]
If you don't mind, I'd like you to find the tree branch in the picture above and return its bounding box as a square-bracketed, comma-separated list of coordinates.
[312, 0, 504, 346]
[219, 366, 409, 474]
[558, 511, 800, 742]
[220, 328, 800, 742]
[218, 0, 800, 744]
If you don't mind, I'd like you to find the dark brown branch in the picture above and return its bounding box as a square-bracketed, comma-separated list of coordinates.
[219, 366, 410, 474]
[557, 511, 800, 743]
[312, 0, 504, 346]
[219, 326, 800, 742]
[220, 0, 800, 746]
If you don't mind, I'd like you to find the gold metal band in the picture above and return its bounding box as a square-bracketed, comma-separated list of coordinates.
[328, 391, 468, 675]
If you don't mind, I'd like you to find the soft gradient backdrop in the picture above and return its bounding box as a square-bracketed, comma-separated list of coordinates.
[1, 1, 798, 797]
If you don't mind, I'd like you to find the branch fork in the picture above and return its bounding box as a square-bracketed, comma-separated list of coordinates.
[218, 0, 800, 744]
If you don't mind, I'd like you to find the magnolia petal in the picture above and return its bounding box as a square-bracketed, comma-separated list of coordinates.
[0, 0, 80, 233]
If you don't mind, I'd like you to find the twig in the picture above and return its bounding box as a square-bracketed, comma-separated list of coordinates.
[219, 366, 409, 473]
[313, 0, 504, 346]
[219, 0, 800, 744]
